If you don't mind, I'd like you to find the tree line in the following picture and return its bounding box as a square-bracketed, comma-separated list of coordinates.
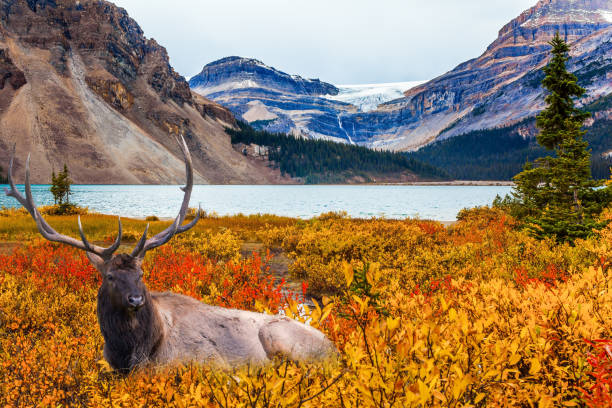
[226, 122, 449, 183]
[409, 116, 612, 181]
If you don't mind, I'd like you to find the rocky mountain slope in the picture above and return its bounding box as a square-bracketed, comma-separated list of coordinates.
[345, 0, 612, 150]
[190, 57, 358, 142]
[0, 0, 289, 184]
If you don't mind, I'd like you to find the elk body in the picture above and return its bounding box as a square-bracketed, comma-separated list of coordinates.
[5, 138, 336, 372]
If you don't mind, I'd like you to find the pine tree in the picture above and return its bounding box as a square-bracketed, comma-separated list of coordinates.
[50, 164, 73, 208]
[511, 33, 611, 242]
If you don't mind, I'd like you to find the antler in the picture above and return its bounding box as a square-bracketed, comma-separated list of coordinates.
[131, 135, 201, 258]
[4, 145, 122, 261]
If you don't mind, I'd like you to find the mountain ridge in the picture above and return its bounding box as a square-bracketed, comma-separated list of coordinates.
[189, 56, 355, 142]
[190, 57, 339, 97]
[356, 0, 612, 150]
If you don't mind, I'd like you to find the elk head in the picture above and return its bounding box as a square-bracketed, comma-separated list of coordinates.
[3, 136, 201, 299]
[96, 254, 147, 312]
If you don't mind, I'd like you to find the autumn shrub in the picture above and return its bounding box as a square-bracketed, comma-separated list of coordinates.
[581, 339, 612, 408]
[103, 228, 147, 243]
[0, 239, 100, 290]
[261, 207, 594, 296]
[325, 262, 612, 407]
[0, 212, 611, 407]
[184, 207, 202, 221]
[170, 230, 242, 262]
[0, 204, 88, 217]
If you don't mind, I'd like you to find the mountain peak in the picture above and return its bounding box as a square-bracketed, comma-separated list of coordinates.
[190, 56, 339, 97]
[525, 0, 612, 26]
[492, 0, 612, 51]
[205, 56, 269, 69]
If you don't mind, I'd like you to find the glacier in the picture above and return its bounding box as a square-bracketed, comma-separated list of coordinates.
[326, 81, 426, 112]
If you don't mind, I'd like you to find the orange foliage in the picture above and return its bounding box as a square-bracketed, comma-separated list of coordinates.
[0, 210, 611, 407]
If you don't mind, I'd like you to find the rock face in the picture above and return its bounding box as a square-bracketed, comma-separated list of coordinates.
[0, 49, 26, 90]
[191, 57, 339, 97]
[0, 0, 290, 184]
[192, 0, 612, 152]
[190, 57, 358, 143]
[346, 0, 612, 150]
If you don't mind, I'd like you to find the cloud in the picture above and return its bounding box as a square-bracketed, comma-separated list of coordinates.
[112, 0, 536, 84]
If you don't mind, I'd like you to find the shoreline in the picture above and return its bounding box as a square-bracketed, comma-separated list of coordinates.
[375, 181, 515, 186]
[1, 181, 516, 187]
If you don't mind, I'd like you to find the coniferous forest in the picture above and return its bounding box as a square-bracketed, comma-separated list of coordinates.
[226, 122, 449, 183]
[409, 95, 612, 181]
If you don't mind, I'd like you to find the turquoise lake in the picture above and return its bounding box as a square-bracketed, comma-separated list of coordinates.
[0, 185, 513, 221]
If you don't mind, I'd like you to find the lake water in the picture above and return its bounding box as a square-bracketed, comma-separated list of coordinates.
[0, 185, 513, 221]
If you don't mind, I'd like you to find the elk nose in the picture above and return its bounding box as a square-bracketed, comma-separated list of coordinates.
[128, 295, 144, 308]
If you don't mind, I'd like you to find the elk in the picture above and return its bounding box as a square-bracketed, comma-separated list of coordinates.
[4, 138, 336, 372]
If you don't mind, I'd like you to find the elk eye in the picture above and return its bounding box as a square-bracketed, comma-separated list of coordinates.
[107, 275, 114, 281]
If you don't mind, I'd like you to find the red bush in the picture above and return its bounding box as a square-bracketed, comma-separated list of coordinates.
[581, 339, 612, 408]
[515, 264, 568, 289]
[0, 241, 99, 291]
[0, 242, 293, 313]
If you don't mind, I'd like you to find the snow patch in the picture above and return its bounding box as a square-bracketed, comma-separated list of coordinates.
[600, 10, 612, 22]
[192, 80, 261, 96]
[326, 81, 426, 112]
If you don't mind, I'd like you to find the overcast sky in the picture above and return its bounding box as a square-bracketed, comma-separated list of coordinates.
[111, 0, 536, 84]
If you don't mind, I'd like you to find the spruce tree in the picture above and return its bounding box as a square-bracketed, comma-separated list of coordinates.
[50, 164, 73, 208]
[511, 33, 611, 242]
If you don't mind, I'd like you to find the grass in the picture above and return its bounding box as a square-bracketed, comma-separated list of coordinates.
[0, 210, 298, 244]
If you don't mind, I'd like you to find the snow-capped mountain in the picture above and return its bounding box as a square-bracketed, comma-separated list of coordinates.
[190, 57, 339, 97]
[326, 82, 426, 112]
[189, 59, 424, 141]
[189, 57, 356, 142]
[190, 0, 612, 151]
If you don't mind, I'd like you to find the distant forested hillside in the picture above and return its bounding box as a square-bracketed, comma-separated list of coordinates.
[409, 95, 612, 181]
[226, 122, 449, 183]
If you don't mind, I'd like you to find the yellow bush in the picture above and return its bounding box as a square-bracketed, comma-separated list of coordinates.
[261, 208, 595, 296]
[0, 204, 89, 217]
[170, 230, 242, 262]
[1, 253, 610, 406]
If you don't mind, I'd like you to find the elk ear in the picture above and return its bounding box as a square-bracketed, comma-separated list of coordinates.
[86, 252, 108, 276]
